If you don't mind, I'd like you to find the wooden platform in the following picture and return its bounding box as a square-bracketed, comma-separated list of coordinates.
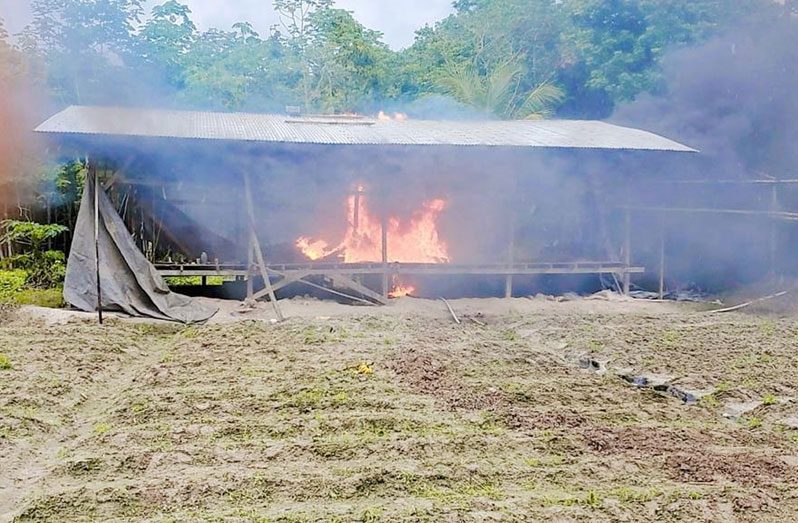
[156, 261, 644, 277]
[157, 261, 644, 305]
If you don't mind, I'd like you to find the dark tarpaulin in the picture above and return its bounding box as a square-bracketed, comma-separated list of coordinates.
[64, 178, 218, 323]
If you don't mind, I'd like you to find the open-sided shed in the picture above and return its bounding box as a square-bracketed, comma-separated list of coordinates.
[36, 105, 696, 320]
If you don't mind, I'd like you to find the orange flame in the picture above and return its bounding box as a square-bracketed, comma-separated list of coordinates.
[296, 189, 450, 264]
[295, 237, 332, 260]
[388, 280, 416, 298]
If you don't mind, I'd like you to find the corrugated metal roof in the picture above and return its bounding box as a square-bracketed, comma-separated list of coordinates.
[35, 105, 697, 152]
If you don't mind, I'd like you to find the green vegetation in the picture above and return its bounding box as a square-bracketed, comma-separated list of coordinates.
[0, 220, 67, 288]
[4, 0, 780, 118]
[92, 422, 112, 435]
[9, 287, 65, 308]
[0, 270, 65, 307]
[0, 353, 12, 370]
[0, 269, 28, 301]
[0, 221, 68, 307]
[164, 276, 227, 287]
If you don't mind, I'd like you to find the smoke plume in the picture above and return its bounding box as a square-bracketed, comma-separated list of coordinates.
[612, 10, 798, 290]
[0, 27, 40, 214]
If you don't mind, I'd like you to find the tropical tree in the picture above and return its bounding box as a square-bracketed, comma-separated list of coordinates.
[403, 0, 761, 118]
[1, 17, 48, 222]
[139, 0, 197, 87]
[304, 8, 391, 112]
[401, 0, 568, 118]
[0, 220, 68, 287]
[273, 0, 334, 110]
[22, 0, 145, 105]
[181, 26, 299, 111]
[437, 57, 564, 119]
[0, 19, 29, 84]
[274, 0, 334, 43]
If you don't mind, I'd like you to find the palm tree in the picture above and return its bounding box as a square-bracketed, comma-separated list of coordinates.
[437, 57, 564, 119]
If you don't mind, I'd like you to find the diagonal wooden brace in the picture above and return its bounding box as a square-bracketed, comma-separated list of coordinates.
[331, 274, 389, 305]
[252, 270, 311, 300]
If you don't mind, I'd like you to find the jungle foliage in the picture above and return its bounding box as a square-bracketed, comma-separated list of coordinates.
[0, 220, 68, 288]
[2, 0, 782, 119]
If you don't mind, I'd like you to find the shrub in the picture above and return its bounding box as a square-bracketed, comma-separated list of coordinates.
[164, 276, 226, 286]
[0, 269, 64, 307]
[1, 220, 68, 288]
[14, 288, 65, 308]
[0, 270, 28, 301]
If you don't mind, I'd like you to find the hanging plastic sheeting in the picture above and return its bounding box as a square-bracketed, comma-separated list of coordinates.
[64, 177, 218, 323]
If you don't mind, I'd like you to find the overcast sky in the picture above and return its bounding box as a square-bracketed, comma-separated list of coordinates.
[0, 0, 454, 49]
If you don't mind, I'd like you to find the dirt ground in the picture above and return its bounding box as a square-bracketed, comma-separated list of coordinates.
[2, 295, 798, 522]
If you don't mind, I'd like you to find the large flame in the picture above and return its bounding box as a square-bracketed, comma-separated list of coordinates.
[297, 189, 450, 264]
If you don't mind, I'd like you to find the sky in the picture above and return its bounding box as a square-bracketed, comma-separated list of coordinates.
[0, 0, 454, 49]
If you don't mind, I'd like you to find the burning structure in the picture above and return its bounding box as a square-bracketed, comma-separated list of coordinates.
[35, 105, 694, 319]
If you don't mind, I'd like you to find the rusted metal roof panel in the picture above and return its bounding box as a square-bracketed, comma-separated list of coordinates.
[35, 105, 697, 152]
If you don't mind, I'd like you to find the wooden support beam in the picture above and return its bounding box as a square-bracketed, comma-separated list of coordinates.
[381, 204, 389, 300]
[156, 262, 646, 277]
[102, 156, 135, 191]
[504, 275, 514, 299]
[294, 278, 375, 305]
[659, 224, 666, 300]
[505, 203, 516, 299]
[92, 163, 104, 325]
[332, 274, 389, 305]
[253, 270, 312, 298]
[621, 206, 798, 221]
[246, 235, 254, 301]
[353, 185, 362, 231]
[770, 182, 779, 275]
[588, 172, 623, 293]
[641, 179, 798, 186]
[254, 266, 375, 305]
[623, 208, 632, 296]
[243, 172, 284, 321]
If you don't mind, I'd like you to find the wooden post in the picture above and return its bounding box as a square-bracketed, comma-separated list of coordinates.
[243, 172, 283, 321]
[769, 182, 779, 275]
[246, 236, 254, 300]
[1, 200, 6, 260]
[352, 186, 363, 287]
[46, 195, 52, 249]
[381, 205, 389, 300]
[354, 185, 362, 231]
[623, 208, 631, 296]
[505, 213, 515, 299]
[659, 222, 666, 300]
[504, 276, 514, 299]
[505, 170, 519, 299]
[92, 164, 104, 325]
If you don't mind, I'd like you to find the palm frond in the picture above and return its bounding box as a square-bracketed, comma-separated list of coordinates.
[483, 59, 521, 118]
[438, 61, 485, 110]
[437, 55, 562, 119]
[517, 82, 565, 119]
